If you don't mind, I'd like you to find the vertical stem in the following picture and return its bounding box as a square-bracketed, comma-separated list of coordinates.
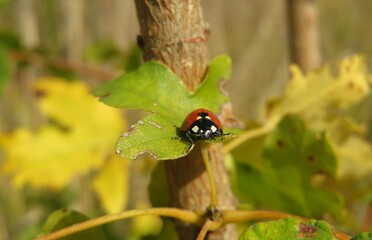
[134, 1, 237, 239]
[287, 0, 321, 72]
[196, 219, 213, 240]
[201, 145, 218, 208]
[135, 0, 208, 91]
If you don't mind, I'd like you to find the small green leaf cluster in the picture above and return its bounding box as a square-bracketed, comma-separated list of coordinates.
[93, 55, 232, 160]
[235, 115, 342, 218]
[239, 218, 338, 240]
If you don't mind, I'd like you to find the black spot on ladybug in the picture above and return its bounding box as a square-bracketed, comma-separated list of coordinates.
[178, 108, 228, 145]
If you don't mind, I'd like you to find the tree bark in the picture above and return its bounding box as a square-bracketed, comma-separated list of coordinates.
[287, 0, 321, 73]
[134, 0, 237, 239]
[135, 0, 208, 91]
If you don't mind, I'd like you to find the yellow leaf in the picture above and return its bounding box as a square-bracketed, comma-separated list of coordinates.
[263, 55, 372, 179]
[92, 155, 130, 214]
[266, 55, 370, 121]
[1, 127, 93, 188]
[0, 78, 126, 189]
[335, 136, 372, 178]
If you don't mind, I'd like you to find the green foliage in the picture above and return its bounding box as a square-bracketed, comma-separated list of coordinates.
[94, 55, 232, 160]
[84, 41, 120, 63]
[235, 115, 342, 218]
[239, 218, 338, 240]
[124, 45, 142, 72]
[115, 113, 190, 160]
[0, 30, 18, 97]
[264, 115, 337, 178]
[351, 232, 372, 240]
[39, 209, 107, 240]
[0, 30, 22, 50]
[0, 0, 12, 8]
[84, 41, 142, 72]
[0, 1, 371, 238]
[0, 44, 12, 96]
[148, 163, 170, 207]
[94, 55, 231, 123]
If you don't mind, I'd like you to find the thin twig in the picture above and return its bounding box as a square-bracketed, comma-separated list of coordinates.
[223, 117, 279, 153]
[37, 208, 202, 240]
[196, 219, 213, 240]
[10, 50, 119, 82]
[201, 144, 218, 208]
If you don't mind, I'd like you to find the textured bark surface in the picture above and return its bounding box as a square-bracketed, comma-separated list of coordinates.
[134, 0, 237, 239]
[165, 144, 237, 239]
[135, 0, 209, 91]
[287, 0, 320, 72]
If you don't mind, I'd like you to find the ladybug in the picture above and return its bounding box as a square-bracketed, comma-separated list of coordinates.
[179, 108, 225, 145]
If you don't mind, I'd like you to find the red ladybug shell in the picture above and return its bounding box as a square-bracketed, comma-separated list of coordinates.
[180, 108, 222, 131]
[179, 108, 225, 144]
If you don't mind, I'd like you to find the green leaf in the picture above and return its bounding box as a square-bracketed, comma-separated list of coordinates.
[0, 45, 12, 96]
[95, 55, 232, 160]
[84, 40, 119, 63]
[0, 30, 22, 50]
[124, 45, 142, 72]
[235, 115, 342, 218]
[239, 218, 338, 240]
[351, 232, 372, 240]
[192, 55, 231, 108]
[231, 135, 268, 171]
[115, 113, 191, 160]
[264, 115, 337, 178]
[93, 60, 185, 124]
[93, 55, 232, 125]
[40, 209, 107, 240]
[148, 163, 170, 207]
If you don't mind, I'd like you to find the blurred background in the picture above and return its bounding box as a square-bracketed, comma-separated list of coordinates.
[0, 0, 371, 239]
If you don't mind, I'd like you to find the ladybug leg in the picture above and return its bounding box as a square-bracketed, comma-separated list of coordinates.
[173, 126, 182, 140]
[185, 130, 194, 145]
[184, 131, 195, 153]
[222, 132, 231, 137]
